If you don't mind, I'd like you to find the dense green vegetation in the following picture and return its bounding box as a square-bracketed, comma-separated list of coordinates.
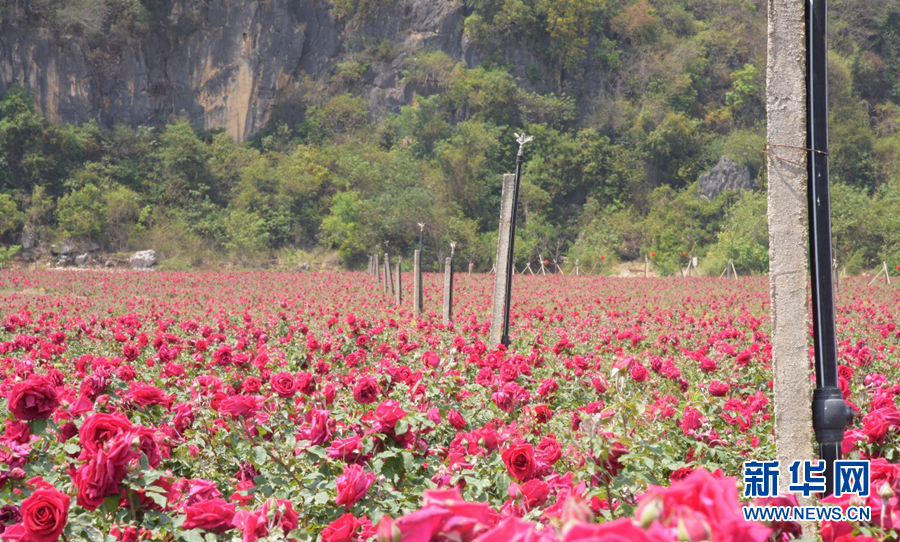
[2, 0, 900, 273]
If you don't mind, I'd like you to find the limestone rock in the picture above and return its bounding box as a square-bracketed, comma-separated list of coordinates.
[74, 253, 89, 267]
[698, 157, 757, 199]
[0, 0, 492, 143]
[130, 250, 157, 270]
[21, 224, 36, 249]
[50, 242, 76, 255]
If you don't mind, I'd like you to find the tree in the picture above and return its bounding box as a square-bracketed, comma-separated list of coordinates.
[703, 190, 768, 275]
[57, 182, 107, 239]
[0, 193, 23, 240]
[321, 191, 368, 266]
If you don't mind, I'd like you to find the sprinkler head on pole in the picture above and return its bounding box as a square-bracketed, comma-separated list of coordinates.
[514, 133, 534, 156]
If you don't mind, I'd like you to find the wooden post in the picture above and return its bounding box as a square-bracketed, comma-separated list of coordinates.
[833, 259, 839, 293]
[766, 0, 816, 513]
[490, 174, 516, 345]
[376, 254, 381, 282]
[383, 253, 392, 294]
[413, 249, 423, 317]
[644, 255, 649, 278]
[554, 260, 565, 275]
[539, 255, 546, 275]
[442, 257, 454, 325]
[395, 259, 402, 304]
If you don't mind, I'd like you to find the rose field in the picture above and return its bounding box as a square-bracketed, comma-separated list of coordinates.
[1, 270, 900, 542]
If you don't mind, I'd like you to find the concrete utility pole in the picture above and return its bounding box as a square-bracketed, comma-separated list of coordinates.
[383, 253, 392, 294]
[766, 0, 815, 507]
[490, 173, 517, 345]
[442, 257, 454, 325]
[413, 249, 423, 317]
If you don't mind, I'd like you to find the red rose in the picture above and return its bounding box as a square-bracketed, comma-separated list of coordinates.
[78, 412, 133, 460]
[122, 344, 139, 361]
[20, 486, 70, 542]
[335, 464, 374, 508]
[536, 436, 562, 465]
[321, 513, 360, 542]
[352, 377, 381, 405]
[374, 400, 406, 431]
[218, 395, 261, 419]
[635, 468, 771, 542]
[298, 409, 331, 445]
[5, 420, 30, 444]
[630, 363, 649, 382]
[533, 405, 552, 424]
[699, 356, 718, 373]
[448, 516, 532, 542]
[502, 443, 536, 482]
[515, 479, 550, 510]
[862, 407, 900, 444]
[232, 499, 297, 542]
[326, 435, 365, 463]
[125, 383, 173, 409]
[7, 375, 59, 421]
[242, 377, 261, 394]
[73, 452, 121, 511]
[423, 351, 440, 368]
[708, 381, 730, 397]
[681, 407, 704, 435]
[563, 517, 675, 542]
[296, 372, 316, 395]
[448, 410, 466, 430]
[181, 498, 236, 533]
[270, 373, 297, 398]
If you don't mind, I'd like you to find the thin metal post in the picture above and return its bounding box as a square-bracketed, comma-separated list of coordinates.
[501, 133, 532, 347]
[807, 0, 851, 497]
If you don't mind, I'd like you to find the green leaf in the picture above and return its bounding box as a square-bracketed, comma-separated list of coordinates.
[29, 418, 48, 435]
[63, 443, 80, 454]
[252, 446, 268, 464]
[395, 418, 409, 436]
[179, 529, 205, 542]
[314, 491, 330, 504]
[147, 491, 168, 508]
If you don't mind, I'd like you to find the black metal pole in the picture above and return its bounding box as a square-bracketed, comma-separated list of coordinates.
[500, 144, 527, 347]
[418, 224, 424, 255]
[807, 0, 851, 497]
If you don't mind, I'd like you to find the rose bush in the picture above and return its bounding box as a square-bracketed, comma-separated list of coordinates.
[0, 270, 896, 540]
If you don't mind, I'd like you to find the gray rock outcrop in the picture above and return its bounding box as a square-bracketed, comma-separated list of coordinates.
[0, 0, 482, 143]
[698, 157, 757, 199]
[130, 250, 157, 270]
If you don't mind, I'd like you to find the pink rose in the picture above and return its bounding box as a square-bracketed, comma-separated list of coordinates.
[374, 400, 406, 431]
[635, 468, 770, 542]
[335, 464, 374, 508]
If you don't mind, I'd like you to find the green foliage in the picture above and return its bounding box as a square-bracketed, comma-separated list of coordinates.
[594, 38, 622, 69]
[321, 191, 368, 265]
[703, 190, 769, 275]
[0, 192, 23, 238]
[4, 0, 900, 272]
[56, 182, 107, 239]
[0, 245, 20, 269]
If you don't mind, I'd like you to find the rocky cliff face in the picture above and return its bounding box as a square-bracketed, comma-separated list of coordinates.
[0, 0, 477, 142]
